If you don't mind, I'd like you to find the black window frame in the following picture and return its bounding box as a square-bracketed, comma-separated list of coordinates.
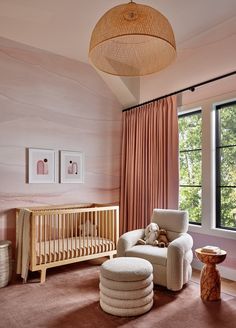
[178, 109, 202, 225]
[215, 100, 236, 231]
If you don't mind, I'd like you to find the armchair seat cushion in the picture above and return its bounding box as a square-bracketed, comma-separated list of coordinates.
[126, 245, 167, 266]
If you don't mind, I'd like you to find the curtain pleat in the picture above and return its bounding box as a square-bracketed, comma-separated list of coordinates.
[120, 96, 179, 234]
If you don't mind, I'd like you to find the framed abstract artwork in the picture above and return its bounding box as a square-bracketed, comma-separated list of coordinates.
[60, 150, 84, 183]
[28, 148, 55, 183]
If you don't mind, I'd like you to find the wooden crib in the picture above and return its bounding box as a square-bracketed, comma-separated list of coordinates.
[16, 204, 119, 283]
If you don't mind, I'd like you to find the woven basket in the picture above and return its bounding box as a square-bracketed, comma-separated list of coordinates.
[0, 240, 12, 288]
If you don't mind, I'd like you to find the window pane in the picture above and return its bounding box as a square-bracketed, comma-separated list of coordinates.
[180, 150, 201, 185]
[220, 147, 236, 186]
[216, 102, 236, 230]
[219, 104, 236, 146]
[219, 187, 236, 229]
[179, 186, 201, 223]
[179, 113, 202, 151]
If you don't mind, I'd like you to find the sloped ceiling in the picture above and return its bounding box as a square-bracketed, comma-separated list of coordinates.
[0, 0, 236, 107]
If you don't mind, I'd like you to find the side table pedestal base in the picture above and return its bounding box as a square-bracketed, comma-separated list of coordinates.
[200, 264, 221, 301]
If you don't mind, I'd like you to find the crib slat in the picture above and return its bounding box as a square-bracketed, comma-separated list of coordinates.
[52, 214, 55, 262]
[105, 210, 108, 252]
[89, 212, 92, 254]
[31, 213, 36, 269]
[44, 215, 46, 264]
[111, 210, 114, 250]
[79, 213, 82, 257]
[86, 212, 89, 256]
[76, 213, 79, 256]
[66, 213, 69, 259]
[91, 212, 94, 254]
[70, 213, 73, 258]
[97, 211, 100, 253]
[107, 210, 110, 251]
[58, 214, 60, 261]
[82, 212, 85, 256]
[116, 207, 119, 245]
[110, 210, 113, 250]
[94, 211, 97, 252]
[91, 212, 93, 253]
[103, 211, 106, 251]
[49, 214, 51, 263]
[39, 215, 41, 265]
[109, 210, 112, 251]
[102, 211, 106, 252]
[112, 210, 114, 246]
[63, 214, 65, 260]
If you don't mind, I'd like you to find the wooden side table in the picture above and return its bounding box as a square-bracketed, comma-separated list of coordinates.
[195, 248, 227, 301]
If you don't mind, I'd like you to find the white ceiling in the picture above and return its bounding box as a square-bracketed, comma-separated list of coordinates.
[0, 0, 236, 63]
[0, 0, 236, 106]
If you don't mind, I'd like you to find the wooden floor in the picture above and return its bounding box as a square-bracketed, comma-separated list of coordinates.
[191, 269, 236, 297]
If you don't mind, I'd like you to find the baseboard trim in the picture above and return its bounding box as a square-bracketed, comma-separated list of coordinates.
[192, 259, 236, 282]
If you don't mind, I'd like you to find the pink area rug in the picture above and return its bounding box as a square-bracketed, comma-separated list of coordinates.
[0, 259, 236, 328]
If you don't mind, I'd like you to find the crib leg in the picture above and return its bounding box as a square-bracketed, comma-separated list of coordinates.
[109, 254, 113, 259]
[40, 269, 46, 283]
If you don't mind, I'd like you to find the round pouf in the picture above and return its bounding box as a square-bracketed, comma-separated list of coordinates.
[99, 257, 153, 317]
[0, 240, 12, 288]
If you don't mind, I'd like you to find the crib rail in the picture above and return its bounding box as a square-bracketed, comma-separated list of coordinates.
[17, 204, 119, 282]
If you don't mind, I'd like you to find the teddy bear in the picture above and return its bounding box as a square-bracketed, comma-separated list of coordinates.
[156, 228, 169, 247]
[137, 222, 159, 246]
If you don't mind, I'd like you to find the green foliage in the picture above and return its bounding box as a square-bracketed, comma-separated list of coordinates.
[179, 186, 201, 223]
[178, 104, 236, 229]
[219, 105, 236, 146]
[179, 151, 201, 185]
[220, 147, 236, 186]
[220, 188, 236, 228]
[179, 113, 202, 151]
[218, 103, 236, 228]
[179, 112, 202, 223]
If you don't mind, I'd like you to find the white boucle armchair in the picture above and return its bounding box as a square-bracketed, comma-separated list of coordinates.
[117, 209, 193, 291]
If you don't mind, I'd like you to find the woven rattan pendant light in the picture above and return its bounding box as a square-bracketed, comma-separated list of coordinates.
[89, 1, 176, 77]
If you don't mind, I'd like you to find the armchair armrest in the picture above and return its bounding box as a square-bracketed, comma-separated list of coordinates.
[167, 233, 193, 291]
[117, 229, 145, 257]
[168, 233, 193, 254]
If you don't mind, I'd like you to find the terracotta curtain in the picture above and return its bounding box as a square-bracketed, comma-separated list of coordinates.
[120, 96, 179, 234]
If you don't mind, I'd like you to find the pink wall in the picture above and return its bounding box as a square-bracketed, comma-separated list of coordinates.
[190, 232, 236, 271]
[0, 37, 122, 246]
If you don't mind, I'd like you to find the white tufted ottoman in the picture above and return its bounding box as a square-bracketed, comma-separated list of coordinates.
[99, 257, 153, 317]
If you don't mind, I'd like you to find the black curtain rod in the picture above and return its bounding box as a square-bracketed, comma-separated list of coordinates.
[122, 70, 236, 112]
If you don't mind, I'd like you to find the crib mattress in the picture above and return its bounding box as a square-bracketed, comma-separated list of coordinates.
[36, 237, 115, 264]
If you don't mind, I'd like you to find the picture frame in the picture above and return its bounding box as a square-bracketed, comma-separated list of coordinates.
[28, 148, 55, 183]
[60, 150, 84, 183]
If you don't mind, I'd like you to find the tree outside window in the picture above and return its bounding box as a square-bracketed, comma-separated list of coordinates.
[216, 101, 236, 230]
[179, 110, 202, 224]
